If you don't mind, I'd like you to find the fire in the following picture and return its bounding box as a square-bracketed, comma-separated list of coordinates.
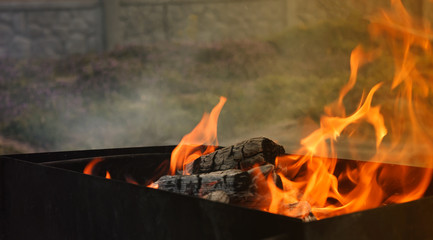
[162, 0, 433, 220]
[83, 157, 103, 175]
[263, 0, 433, 219]
[169, 96, 226, 175]
[81, 0, 433, 221]
[83, 157, 112, 179]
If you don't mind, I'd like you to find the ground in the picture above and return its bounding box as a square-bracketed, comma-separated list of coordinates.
[1, 18, 430, 166]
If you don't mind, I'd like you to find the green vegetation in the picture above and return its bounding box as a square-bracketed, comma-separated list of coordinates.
[0, 19, 406, 154]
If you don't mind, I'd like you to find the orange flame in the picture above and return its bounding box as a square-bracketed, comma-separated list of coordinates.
[141, 0, 433, 220]
[83, 157, 103, 175]
[263, 0, 433, 219]
[337, 45, 379, 110]
[147, 182, 159, 189]
[83, 157, 112, 180]
[169, 96, 227, 175]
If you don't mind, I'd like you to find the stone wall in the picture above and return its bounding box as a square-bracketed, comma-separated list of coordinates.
[0, 2, 103, 58]
[119, 0, 287, 45]
[0, 0, 290, 58]
[0, 0, 430, 58]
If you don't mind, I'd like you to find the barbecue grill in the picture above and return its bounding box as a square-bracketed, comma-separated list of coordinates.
[2, 146, 433, 240]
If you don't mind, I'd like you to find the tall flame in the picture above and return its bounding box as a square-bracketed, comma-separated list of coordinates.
[264, 0, 433, 219]
[169, 96, 227, 175]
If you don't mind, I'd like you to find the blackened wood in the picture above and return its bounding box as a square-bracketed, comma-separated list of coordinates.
[247, 164, 275, 177]
[157, 164, 284, 205]
[185, 137, 285, 174]
[155, 169, 253, 201]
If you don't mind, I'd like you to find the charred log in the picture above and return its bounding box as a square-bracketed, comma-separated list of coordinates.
[156, 164, 284, 205]
[155, 169, 254, 202]
[203, 191, 230, 203]
[185, 137, 285, 174]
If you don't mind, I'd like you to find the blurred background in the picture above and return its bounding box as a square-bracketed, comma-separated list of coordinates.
[0, 0, 431, 158]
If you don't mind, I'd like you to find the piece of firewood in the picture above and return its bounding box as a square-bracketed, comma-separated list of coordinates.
[155, 169, 253, 201]
[156, 165, 278, 203]
[203, 191, 230, 203]
[156, 164, 287, 206]
[184, 137, 285, 174]
[282, 201, 317, 222]
[247, 164, 282, 187]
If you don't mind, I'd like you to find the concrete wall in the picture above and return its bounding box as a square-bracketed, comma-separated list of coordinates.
[0, 0, 430, 58]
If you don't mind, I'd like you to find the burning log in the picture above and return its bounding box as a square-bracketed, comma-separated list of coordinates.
[155, 169, 253, 202]
[153, 135, 318, 220]
[185, 137, 285, 174]
[203, 191, 230, 203]
[156, 137, 286, 205]
[156, 164, 279, 203]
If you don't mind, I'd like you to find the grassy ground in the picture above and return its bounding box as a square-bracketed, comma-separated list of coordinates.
[0, 18, 409, 155]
